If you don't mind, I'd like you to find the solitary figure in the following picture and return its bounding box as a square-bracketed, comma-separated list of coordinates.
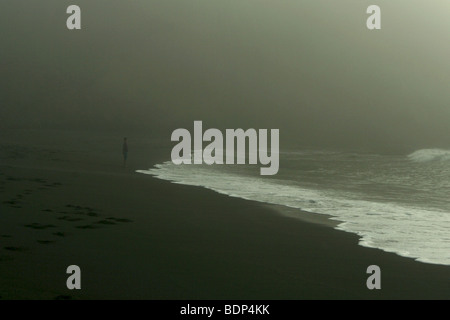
[122, 137, 128, 167]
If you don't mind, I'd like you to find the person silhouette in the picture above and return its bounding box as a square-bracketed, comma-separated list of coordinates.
[122, 137, 128, 167]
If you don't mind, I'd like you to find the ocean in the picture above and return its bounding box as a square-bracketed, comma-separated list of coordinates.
[137, 148, 450, 266]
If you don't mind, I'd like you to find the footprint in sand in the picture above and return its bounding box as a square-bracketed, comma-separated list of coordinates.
[24, 223, 56, 230]
[86, 212, 99, 217]
[53, 204, 134, 231]
[65, 204, 100, 217]
[53, 232, 66, 237]
[4, 246, 29, 252]
[75, 224, 99, 230]
[57, 216, 84, 222]
[107, 217, 133, 223]
[37, 240, 55, 245]
[95, 219, 116, 225]
[3, 200, 22, 209]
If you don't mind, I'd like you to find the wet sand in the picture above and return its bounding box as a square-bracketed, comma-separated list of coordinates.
[0, 130, 449, 299]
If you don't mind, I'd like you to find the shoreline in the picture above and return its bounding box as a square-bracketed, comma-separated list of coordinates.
[143, 171, 449, 268]
[1, 133, 449, 299]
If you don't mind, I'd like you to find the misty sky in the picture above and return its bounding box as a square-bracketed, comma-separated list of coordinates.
[1, 1, 449, 152]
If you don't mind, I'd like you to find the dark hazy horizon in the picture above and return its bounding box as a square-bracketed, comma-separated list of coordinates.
[1, 1, 449, 152]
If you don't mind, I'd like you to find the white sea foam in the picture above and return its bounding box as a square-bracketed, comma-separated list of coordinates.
[408, 149, 450, 162]
[137, 159, 450, 266]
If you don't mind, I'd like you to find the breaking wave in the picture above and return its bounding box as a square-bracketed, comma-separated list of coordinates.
[408, 149, 450, 162]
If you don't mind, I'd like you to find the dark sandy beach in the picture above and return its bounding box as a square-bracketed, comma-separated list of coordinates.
[0, 130, 449, 300]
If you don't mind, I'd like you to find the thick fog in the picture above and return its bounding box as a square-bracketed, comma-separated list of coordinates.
[1, 1, 449, 152]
